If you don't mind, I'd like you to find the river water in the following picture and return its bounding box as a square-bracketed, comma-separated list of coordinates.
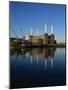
[10, 47, 66, 88]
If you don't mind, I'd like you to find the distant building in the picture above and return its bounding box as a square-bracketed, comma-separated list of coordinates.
[28, 34, 56, 45]
[27, 25, 57, 45]
[10, 24, 57, 45]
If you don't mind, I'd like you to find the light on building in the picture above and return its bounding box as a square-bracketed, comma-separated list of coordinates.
[25, 35, 29, 40]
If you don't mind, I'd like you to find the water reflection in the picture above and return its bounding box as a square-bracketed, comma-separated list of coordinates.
[10, 48, 66, 88]
[10, 47, 56, 69]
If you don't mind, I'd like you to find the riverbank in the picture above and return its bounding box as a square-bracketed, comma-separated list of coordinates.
[10, 44, 66, 49]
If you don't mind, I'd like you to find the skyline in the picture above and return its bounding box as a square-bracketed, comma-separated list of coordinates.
[9, 1, 66, 43]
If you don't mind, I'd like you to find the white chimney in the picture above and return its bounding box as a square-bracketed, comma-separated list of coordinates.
[31, 28, 33, 35]
[45, 24, 47, 33]
[51, 25, 54, 34]
[37, 28, 38, 36]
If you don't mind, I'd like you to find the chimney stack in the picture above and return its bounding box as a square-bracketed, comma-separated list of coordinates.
[31, 28, 33, 35]
[37, 28, 38, 36]
[45, 24, 47, 33]
[51, 25, 54, 34]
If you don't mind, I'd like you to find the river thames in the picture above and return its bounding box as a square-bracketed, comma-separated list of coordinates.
[10, 47, 66, 88]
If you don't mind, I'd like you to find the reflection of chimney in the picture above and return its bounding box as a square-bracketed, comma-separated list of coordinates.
[37, 55, 39, 64]
[45, 58, 47, 69]
[51, 58, 53, 68]
[45, 24, 47, 33]
[37, 28, 38, 36]
[31, 28, 33, 35]
[51, 25, 54, 34]
[31, 56, 33, 64]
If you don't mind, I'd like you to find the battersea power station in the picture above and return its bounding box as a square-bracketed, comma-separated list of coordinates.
[25, 24, 57, 45]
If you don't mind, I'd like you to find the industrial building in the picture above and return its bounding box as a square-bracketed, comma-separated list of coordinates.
[25, 24, 57, 45]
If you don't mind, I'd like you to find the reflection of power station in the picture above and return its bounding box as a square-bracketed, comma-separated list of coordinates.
[25, 24, 57, 45]
[25, 47, 56, 69]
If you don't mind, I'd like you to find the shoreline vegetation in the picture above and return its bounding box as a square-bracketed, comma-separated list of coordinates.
[10, 45, 66, 50]
[10, 41, 66, 49]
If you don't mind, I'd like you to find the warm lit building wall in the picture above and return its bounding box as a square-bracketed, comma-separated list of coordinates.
[28, 33, 56, 45]
[44, 33, 48, 44]
[50, 34, 55, 44]
[29, 35, 44, 44]
[28, 35, 33, 42]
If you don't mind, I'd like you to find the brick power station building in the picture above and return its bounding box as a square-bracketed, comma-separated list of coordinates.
[25, 25, 57, 45]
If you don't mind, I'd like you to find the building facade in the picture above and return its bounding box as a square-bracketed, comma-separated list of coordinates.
[27, 33, 56, 45]
[25, 25, 56, 45]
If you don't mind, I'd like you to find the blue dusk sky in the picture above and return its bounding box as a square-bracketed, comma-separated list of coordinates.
[9, 1, 66, 43]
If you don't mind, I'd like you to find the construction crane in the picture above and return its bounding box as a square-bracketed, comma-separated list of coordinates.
[20, 28, 23, 37]
[20, 28, 25, 41]
[13, 29, 19, 43]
